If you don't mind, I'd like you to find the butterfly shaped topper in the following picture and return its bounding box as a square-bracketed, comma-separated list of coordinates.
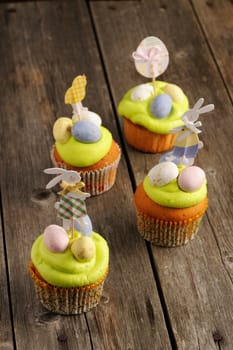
[65, 75, 87, 105]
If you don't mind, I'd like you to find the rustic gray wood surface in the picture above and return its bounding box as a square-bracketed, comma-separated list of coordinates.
[0, 1, 232, 349]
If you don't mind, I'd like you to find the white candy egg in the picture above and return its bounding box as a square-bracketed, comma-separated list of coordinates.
[53, 117, 72, 143]
[76, 110, 102, 127]
[43, 225, 69, 253]
[164, 84, 184, 103]
[178, 166, 205, 192]
[131, 84, 154, 101]
[148, 162, 179, 186]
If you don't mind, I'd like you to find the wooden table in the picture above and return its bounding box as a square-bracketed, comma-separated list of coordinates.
[1, 1, 232, 349]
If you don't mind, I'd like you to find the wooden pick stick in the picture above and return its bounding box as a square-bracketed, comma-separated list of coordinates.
[152, 76, 156, 95]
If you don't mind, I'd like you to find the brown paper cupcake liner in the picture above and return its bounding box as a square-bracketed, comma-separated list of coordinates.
[123, 118, 176, 153]
[136, 210, 205, 247]
[51, 145, 121, 196]
[29, 261, 108, 315]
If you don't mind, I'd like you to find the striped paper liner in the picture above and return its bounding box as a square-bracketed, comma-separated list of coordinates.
[51, 145, 121, 196]
[29, 261, 108, 315]
[136, 209, 205, 247]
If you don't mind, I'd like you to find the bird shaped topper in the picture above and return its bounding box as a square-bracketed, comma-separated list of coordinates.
[160, 98, 214, 166]
[44, 168, 91, 238]
[65, 75, 87, 116]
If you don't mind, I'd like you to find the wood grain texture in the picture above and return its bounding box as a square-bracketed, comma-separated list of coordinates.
[191, 0, 233, 101]
[91, 0, 233, 349]
[0, 213, 14, 350]
[0, 1, 171, 349]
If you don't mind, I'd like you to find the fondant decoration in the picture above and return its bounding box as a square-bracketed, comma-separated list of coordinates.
[65, 75, 87, 116]
[164, 84, 185, 103]
[43, 224, 69, 253]
[44, 168, 90, 238]
[132, 37, 169, 79]
[74, 215, 92, 237]
[131, 84, 154, 101]
[150, 94, 172, 119]
[160, 98, 214, 165]
[71, 120, 101, 143]
[71, 236, 96, 261]
[178, 166, 205, 192]
[73, 110, 102, 127]
[148, 162, 179, 187]
[53, 117, 72, 143]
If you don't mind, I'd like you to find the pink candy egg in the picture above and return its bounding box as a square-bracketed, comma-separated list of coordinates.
[43, 225, 69, 253]
[178, 166, 206, 192]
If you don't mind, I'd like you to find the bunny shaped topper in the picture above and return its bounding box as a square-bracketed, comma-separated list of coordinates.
[44, 168, 91, 237]
[44, 168, 81, 189]
[160, 98, 214, 166]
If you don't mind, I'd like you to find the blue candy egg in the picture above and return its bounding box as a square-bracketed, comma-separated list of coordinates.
[74, 215, 93, 236]
[71, 120, 101, 143]
[150, 94, 173, 119]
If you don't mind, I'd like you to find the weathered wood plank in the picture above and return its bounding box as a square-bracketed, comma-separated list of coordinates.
[90, 0, 233, 349]
[0, 1, 171, 349]
[0, 212, 14, 350]
[191, 0, 233, 101]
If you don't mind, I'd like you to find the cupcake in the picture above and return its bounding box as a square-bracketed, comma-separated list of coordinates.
[134, 98, 214, 246]
[29, 168, 109, 314]
[118, 37, 189, 153]
[51, 75, 121, 196]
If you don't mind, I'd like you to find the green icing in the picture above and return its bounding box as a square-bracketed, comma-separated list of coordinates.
[118, 81, 189, 134]
[31, 231, 109, 287]
[143, 168, 207, 208]
[56, 126, 112, 167]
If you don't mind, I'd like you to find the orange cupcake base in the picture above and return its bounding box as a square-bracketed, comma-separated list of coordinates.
[134, 183, 208, 247]
[51, 140, 121, 196]
[29, 261, 108, 315]
[123, 118, 176, 153]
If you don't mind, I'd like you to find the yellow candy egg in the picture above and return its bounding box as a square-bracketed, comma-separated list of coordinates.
[71, 236, 96, 261]
[53, 117, 72, 143]
[164, 84, 184, 103]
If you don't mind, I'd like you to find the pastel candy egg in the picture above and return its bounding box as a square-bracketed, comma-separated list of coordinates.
[164, 84, 184, 103]
[71, 236, 96, 261]
[73, 110, 102, 127]
[178, 166, 206, 192]
[53, 117, 72, 143]
[131, 84, 154, 101]
[71, 120, 101, 143]
[43, 224, 69, 253]
[148, 162, 179, 186]
[74, 215, 92, 236]
[150, 94, 172, 119]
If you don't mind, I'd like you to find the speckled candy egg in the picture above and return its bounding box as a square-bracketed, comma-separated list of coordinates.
[43, 224, 69, 253]
[164, 84, 184, 103]
[71, 120, 101, 143]
[150, 94, 172, 119]
[131, 84, 154, 101]
[71, 236, 96, 261]
[53, 117, 72, 143]
[148, 162, 179, 186]
[74, 215, 92, 236]
[178, 166, 206, 192]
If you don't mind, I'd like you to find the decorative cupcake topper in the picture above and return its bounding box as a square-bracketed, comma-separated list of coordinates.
[160, 98, 214, 166]
[132, 37, 169, 95]
[44, 168, 91, 239]
[65, 74, 87, 117]
[53, 75, 102, 145]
